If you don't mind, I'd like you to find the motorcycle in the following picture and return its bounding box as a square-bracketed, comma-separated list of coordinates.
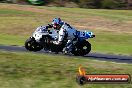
[25, 26, 95, 56]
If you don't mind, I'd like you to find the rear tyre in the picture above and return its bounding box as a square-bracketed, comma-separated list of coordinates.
[72, 40, 91, 56]
[25, 37, 43, 51]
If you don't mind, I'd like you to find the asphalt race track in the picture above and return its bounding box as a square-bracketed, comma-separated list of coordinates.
[0, 45, 132, 64]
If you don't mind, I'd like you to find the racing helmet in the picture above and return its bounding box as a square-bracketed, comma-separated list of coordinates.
[52, 18, 62, 30]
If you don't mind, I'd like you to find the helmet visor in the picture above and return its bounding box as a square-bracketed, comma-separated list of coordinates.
[53, 23, 59, 29]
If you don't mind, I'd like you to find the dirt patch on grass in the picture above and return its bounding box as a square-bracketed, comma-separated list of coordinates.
[0, 4, 132, 34]
[73, 17, 132, 34]
[0, 4, 55, 14]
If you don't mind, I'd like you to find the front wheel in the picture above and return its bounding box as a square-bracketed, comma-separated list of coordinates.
[25, 37, 43, 51]
[72, 40, 91, 56]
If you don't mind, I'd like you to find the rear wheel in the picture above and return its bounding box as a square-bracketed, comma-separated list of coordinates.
[72, 40, 91, 56]
[25, 37, 43, 51]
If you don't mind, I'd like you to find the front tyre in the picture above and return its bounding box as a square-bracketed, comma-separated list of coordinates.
[72, 40, 91, 56]
[25, 37, 43, 51]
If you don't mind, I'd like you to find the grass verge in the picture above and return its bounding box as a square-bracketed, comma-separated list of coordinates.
[0, 51, 132, 88]
[0, 34, 27, 46]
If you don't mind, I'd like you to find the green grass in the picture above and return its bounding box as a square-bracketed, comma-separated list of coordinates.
[0, 34, 27, 46]
[0, 51, 132, 88]
[89, 33, 132, 55]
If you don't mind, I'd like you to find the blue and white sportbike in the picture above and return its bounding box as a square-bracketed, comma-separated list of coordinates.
[25, 26, 95, 56]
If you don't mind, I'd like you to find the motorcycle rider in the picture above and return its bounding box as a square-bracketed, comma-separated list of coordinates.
[50, 18, 78, 54]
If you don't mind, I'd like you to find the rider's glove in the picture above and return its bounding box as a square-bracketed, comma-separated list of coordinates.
[47, 24, 53, 28]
